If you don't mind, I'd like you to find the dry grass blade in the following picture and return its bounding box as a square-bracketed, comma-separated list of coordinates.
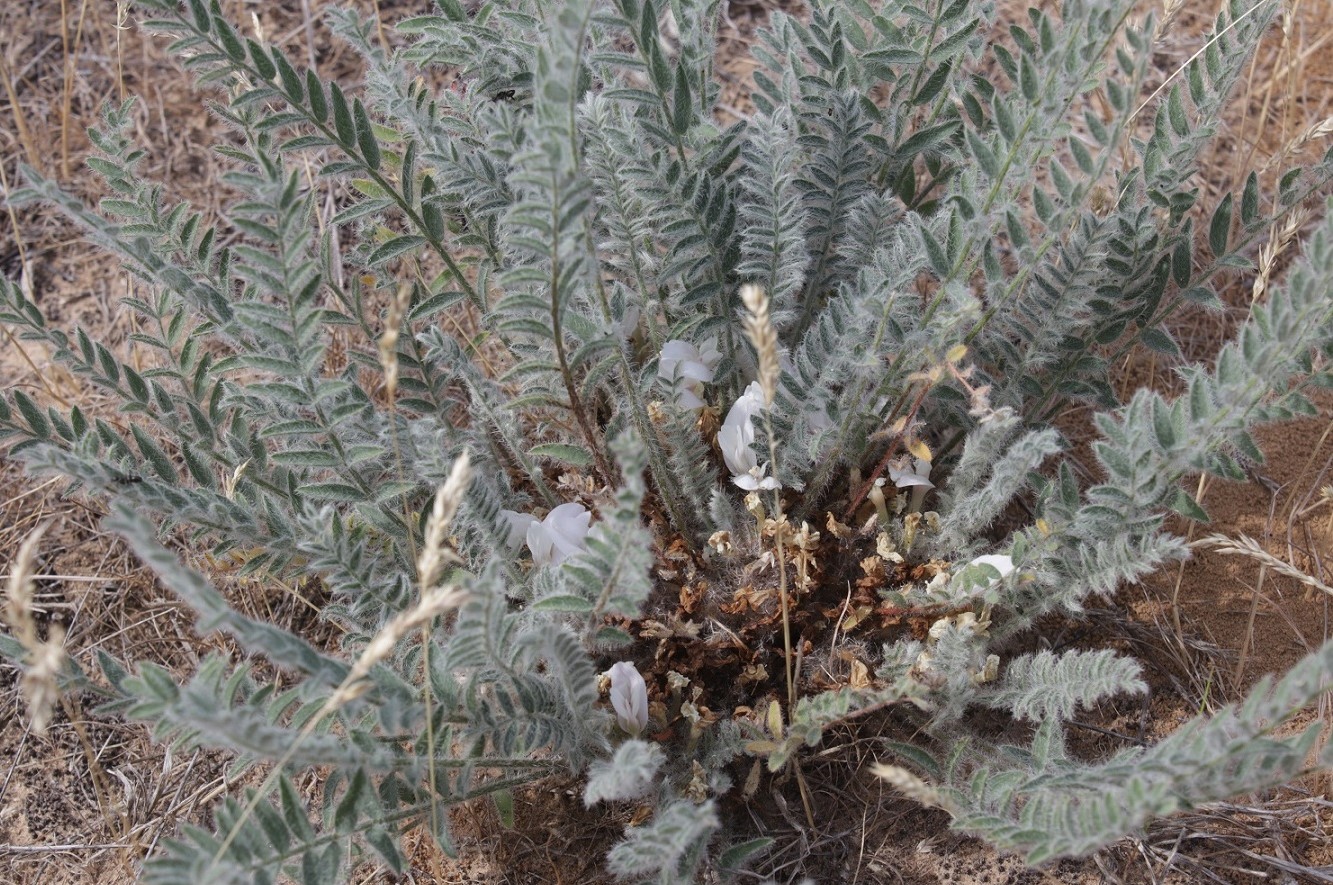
[738, 283, 815, 829]
[1157, 0, 1185, 36]
[412, 451, 472, 845]
[329, 581, 468, 708]
[1141, 791, 1333, 883]
[114, 1, 131, 100]
[3, 521, 48, 648]
[57, 0, 93, 179]
[0, 52, 38, 168]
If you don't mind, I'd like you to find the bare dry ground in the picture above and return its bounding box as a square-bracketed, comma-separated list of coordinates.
[1, 0, 1331, 883]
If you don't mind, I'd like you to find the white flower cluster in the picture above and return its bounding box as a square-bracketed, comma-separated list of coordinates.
[500, 502, 592, 566]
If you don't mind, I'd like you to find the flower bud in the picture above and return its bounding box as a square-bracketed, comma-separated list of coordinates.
[607, 661, 649, 736]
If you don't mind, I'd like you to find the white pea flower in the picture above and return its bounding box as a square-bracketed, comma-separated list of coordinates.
[607, 661, 649, 736]
[500, 510, 538, 549]
[499, 502, 592, 566]
[928, 610, 989, 641]
[887, 457, 934, 490]
[718, 381, 780, 491]
[658, 339, 720, 410]
[888, 455, 934, 513]
[968, 554, 1014, 579]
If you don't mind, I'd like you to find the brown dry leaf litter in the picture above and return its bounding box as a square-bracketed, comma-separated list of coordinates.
[3, 0, 1333, 883]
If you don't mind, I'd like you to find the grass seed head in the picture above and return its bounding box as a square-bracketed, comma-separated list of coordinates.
[739, 284, 779, 406]
[4, 522, 65, 735]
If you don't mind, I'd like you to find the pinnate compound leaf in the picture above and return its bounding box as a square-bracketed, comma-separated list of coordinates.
[982, 649, 1146, 722]
[584, 740, 665, 806]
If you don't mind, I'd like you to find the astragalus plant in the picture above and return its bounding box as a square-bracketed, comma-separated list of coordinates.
[3, 0, 1333, 880]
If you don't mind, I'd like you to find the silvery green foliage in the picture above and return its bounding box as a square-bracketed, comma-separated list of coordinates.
[979, 649, 1146, 722]
[944, 639, 1333, 865]
[2, 0, 1333, 880]
[584, 740, 665, 805]
[607, 799, 721, 883]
